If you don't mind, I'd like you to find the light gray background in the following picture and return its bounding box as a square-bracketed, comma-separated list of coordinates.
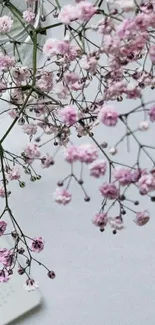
[1, 1, 155, 324]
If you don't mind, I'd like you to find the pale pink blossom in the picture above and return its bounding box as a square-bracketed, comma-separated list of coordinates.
[24, 279, 39, 291]
[0, 15, 13, 33]
[93, 213, 108, 229]
[64, 72, 80, 85]
[31, 237, 45, 253]
[24, 144, 40, 162]
[23, 124, 37, 135]
[23, 8, 35, 23]
[60, 105, 78, 126]
[100, 183, 119, 199]
[138, 173, 155, 194]
[114, 168, 133, 186]
[89, 159, 107, 178]
[135, 12, 152, 29]
[148, 106, 155, 122]
[41, 154, 54, 168]
[134, 210, 150, 226]
[78, 144, 98, 164]
[64, 145, 80, 163]
[43, 38, 79, 61]
[98, 105, 118, 126]
[131, 169, 143, 183]
[80, 55, 97, 74]
[54, 82, 69, 99]
[0, 269, 10, 283]
[58, 5, 78, 24]
[54, 188, 72, 205]
[12, 66, 31, 82]
[43, 38, 70, 57]
[0, 187, 5, 198]
[0, 221, 7, 236]
[149, 45, 155, 63]
[8, 167, 21, 181]
[116, 19, 136, 39]
[77, 1, 97, 21]
[36, 71, 53, 92]
[0, 249, 14, 267]
[96, 18, 114, 34]
[108, 216, 124, 230]
[0, 52, 15, 71]
[8, 109, 19, 119]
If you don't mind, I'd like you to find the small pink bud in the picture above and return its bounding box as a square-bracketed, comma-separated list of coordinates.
[48, 270, 56, 279]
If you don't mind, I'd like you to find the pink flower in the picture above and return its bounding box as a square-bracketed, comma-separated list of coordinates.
[138, 173, 155, 194]
[58, 5, 78, 24]
[64, 145, 80, 163]
[93, 213, 108, 229]
[43, 38, 69, 57]
[0, 15, 13, 33]
[80, 55, 97, 74]
[77, 1, 97, 21]
[0, 221, 7, 236]
[31, 237, 45, 253]
[64, 72, 80, 85]
[12, 66, 31, 82]
[131, 169, 143, 183]
[100, 183, 119, 199]
[0, 249, 14, 267]
[36, 71, 53, 92]
[60, 105, 78, 126]
[22, 124, 37, 135]
[54, 188, 72, 205]
[0, 52, 15, 71]
[89, 159, 107, 178]
[8, 167, 21, 180]
[148, 106, 155, 122]
[0, 269, 10, 283]
[0, 187, 5, 198]
[78, 144, 98, 164]
[23, 8, 35, 23]
[134, 210, 150, 226]
[8, 109, 19, 119]
[98, 105, 118, 126]
[149, 45, 155, 64]
[114, 168, 133, 186]
[116, 19, 136, 39]
[24, 144, 40, 162]
[24, 279, 39, 291]
[41, 154, 54, 168]
[108, 216, 124, 230]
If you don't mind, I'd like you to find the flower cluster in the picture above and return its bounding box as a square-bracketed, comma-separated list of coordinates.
[0, 0, 155, 289]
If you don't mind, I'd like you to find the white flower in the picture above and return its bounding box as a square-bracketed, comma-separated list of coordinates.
[106, 0, 135, 11]
[24, 279, 39, 292]
[138, 121, 149, 131]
